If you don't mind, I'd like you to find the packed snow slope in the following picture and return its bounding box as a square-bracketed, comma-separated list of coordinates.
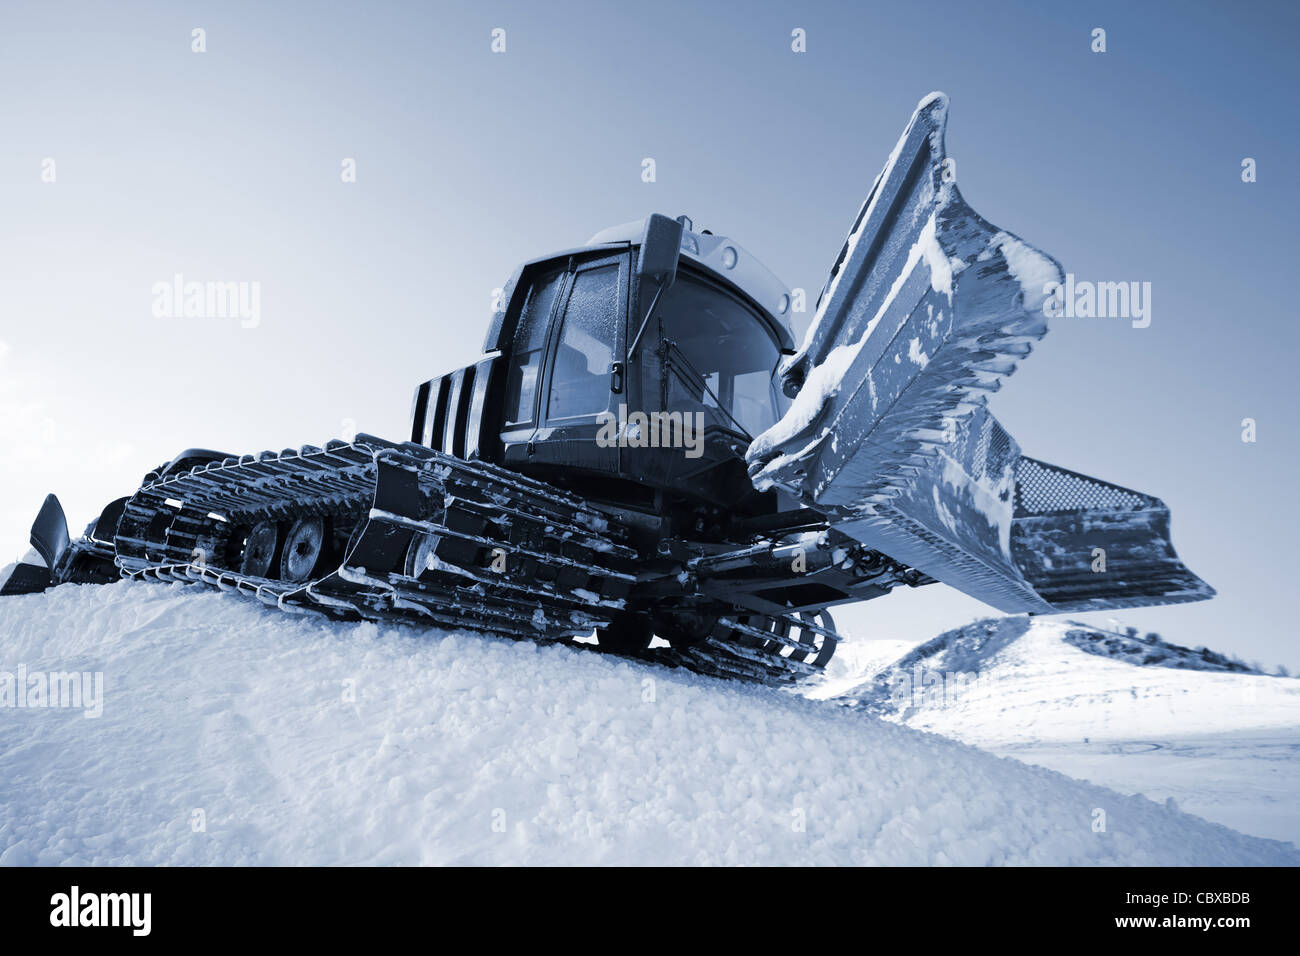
[830, 617, 1300, 846]
[1, 582, 1297, 866]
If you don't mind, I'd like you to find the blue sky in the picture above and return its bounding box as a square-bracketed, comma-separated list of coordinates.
[1, 0, 1296, 667]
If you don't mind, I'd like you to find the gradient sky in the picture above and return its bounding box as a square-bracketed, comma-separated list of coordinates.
[1, 0, 1296, 668]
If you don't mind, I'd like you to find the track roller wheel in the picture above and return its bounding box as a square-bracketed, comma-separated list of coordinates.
[280, 517, 326, 582]
[238, 521, 281, 577]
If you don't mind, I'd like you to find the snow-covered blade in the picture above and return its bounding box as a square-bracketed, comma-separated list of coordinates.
[1008, 458, 1215, 612]
[746, 93, 1212, 614]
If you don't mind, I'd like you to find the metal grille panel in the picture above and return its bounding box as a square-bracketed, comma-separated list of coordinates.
[1014, 457, 1155, 517]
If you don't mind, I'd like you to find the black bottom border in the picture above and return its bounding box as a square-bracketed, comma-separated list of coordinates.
[0, 865, 1292, 943]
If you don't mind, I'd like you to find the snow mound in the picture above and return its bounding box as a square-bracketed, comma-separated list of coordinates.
[832, 617, 1300, 846]
[837, 617, 1298, 740]
[1, 582, 1296, 865]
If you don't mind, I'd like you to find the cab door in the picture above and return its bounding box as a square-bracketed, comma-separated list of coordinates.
[502, 251, 629, 477]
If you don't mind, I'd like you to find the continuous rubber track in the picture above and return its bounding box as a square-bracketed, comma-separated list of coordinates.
[108, 435, 838, 686]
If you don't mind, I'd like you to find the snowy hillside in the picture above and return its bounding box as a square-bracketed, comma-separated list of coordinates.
[832, 617, 1300, 846]
[808, 634, 915, 702]
[1, 582, 1296, 865]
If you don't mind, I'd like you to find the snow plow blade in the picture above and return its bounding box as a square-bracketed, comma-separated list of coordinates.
[0, 494, 69, 595]
[747, 93, 1213, 614]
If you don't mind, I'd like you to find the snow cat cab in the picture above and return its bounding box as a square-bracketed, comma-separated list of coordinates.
[412, 214, 804, 528]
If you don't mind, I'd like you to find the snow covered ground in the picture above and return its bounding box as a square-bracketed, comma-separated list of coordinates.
[830, 618, 1300, 847]
[1, 581, 1296, 865]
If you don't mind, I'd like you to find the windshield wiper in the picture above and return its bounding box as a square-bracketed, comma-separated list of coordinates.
[663, 339, 754, 442]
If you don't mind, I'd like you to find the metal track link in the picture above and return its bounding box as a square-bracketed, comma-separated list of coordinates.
[112, 435, 636, 640]
[667, 611, 838, 686]
[108, 434, 840, 686]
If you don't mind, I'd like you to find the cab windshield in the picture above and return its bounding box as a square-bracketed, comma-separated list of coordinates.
[657, 273, 788, 438]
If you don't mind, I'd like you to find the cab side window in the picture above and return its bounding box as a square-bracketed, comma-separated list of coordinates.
[504, 270, 564, 426]
[546, 264, 618, 421]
